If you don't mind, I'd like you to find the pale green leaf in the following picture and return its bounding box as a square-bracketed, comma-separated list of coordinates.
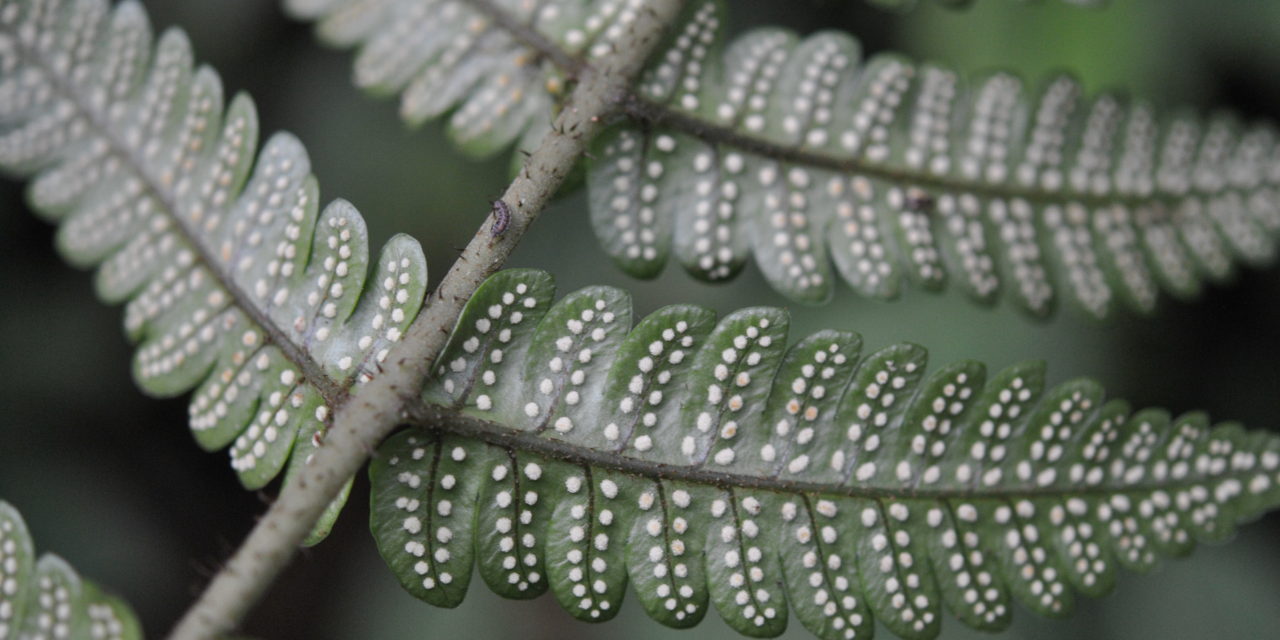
[0, 501, 141, 640]
[286, 0, 656, 157]
[2, 0, 436, 542]
[370, 268, 1280, 640]
[292, 0, 1277, 316]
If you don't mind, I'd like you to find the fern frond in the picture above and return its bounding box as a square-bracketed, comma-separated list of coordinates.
[1, 0, 433, 542]
[0, 501, 141, 640]
[591, 1, 1280, 312]
[372, 268, 1280, 640]
[294, 0, 1280, 316]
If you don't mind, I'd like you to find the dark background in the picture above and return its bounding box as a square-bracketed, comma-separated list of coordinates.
[2, 0, 1279, 638]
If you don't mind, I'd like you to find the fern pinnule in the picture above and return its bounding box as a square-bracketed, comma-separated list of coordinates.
[284, 0, 654, 158]
[0, 501, 141, 640]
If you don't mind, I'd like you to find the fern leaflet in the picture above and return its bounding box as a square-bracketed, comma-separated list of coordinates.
[293, 0, 1280, 316]
[370, 268, 1280, 640]
[590, 1, 1280, 312]
[283, 0, 656, 159]
[0, 501, 141, 640]
[0, 0, 435, 542]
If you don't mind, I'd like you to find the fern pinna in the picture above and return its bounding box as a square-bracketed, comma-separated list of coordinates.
[0, 502, 141, 640]
[0, 0, 437, 542]
[2, 0, 1280, 639]
[371, 268, 1280, 640]
[296, 0, 1280, 315]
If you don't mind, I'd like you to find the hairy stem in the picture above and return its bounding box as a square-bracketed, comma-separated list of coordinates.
[168, 1, 686, 637]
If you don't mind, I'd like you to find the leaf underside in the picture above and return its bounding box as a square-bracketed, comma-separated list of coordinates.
[865, 0, 1106, 12]
[2, 3, 1277, 640]
[284, 0, 659, 160]
[0, 501, 142, 640]
[1, 0, 434, 543]
[294, 0, 1280, 315]
[372, 268, 1280, 640]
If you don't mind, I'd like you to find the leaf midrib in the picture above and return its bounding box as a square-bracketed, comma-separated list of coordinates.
[464, 0, 583, 76]
[407, 400, 1255, 502]
[463, 0, 1225, 212]
[6, 22, 347, 407]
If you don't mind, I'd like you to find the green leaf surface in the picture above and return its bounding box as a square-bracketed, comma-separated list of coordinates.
[2, 0, 438, 542]
[294, 0, 1274, 315]
[370, 268, 1280, 640]
[583, 1, 1280, 311]
[0, 503, 35, 640]
[286, 0, 667, 158]
[0, 502, 141, 640]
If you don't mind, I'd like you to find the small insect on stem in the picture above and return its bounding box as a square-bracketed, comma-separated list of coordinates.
[904, 187, 936, 214]
[491, 199, 512, 236]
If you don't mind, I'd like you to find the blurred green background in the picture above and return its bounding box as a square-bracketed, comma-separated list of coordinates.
[2, 0, 1279, 638]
